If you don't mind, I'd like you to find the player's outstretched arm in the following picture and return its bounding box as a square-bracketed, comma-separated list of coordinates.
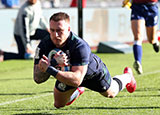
[56, 65, 88, 87]
[33, 64, 50, 84]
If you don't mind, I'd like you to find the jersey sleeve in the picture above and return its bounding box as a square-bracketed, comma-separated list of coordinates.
[70, 41, 91, 66]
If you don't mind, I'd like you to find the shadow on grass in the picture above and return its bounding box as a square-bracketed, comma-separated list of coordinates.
[0, 107, 68, 115]
[117, 94, 160, 98]
[134, 87, 160, 92]
[0, 93, 37, 96]
[0, 77, 55, 82]
[116, 87, 160, 98]
[1, 106, 160, 115]
[0, 78, 32, 82]
[13, 113, 65, 115]
[13, 113, 54, 115]
[73, 106, 160, 110]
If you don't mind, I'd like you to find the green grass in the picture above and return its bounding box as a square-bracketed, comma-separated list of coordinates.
[0, 43, 160, 115]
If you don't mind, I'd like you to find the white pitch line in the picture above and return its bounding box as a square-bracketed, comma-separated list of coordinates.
[0, 93, 52, 106]
[138, 70, 160, 77]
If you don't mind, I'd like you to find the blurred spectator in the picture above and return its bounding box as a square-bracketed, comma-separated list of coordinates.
[50, 0, 60, 8]
[0, 0, 50, 62]
[1, 0, 19, 8]
[41, 0, 60, 8]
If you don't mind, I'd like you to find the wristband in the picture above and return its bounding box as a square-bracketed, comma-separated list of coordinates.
[46, 66, 59, 78]
[50, 58, 58, 67]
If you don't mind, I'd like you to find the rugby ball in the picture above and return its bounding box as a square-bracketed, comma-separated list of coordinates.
[48, 48, 70, 71]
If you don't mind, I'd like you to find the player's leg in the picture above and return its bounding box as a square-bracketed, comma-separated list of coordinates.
[146, 25, 159, 53]
[145, 3, 159, 53]
[54, 87, 76, 108]
[54, 81, 84, 108]
[66, 87, 85, 106]
[100, 67, 136, 98]
[131, 19, 144, 74]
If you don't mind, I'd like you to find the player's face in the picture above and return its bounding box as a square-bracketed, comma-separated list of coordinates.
[50, 20, 70, 48]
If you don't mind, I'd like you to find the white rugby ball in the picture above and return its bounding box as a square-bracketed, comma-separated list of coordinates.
[48, 48, 70, 71]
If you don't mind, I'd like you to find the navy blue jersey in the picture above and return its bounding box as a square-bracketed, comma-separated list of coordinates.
[34, 32, 110, 80]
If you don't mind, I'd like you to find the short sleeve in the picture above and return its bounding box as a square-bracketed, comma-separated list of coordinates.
[70, 42, 91, 66]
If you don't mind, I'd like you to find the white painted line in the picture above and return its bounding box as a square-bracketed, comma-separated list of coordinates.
[138, 70, 160, 77]
[0, 93, 52, 106]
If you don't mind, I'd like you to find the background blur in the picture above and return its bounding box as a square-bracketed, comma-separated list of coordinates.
[0, 0, 125, 8]
[0, 0, 160, 53]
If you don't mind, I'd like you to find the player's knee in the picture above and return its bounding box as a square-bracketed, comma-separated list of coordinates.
[100, 91, 116, 98]
[107, 93, 116, 98]
[105, 78, 120, 98]
[54, 103, 65, 109]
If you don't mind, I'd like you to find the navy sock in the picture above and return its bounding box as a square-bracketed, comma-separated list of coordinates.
[133, 44, 142, 64]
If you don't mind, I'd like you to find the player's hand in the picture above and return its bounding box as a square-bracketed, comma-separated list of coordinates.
[54, 51, 69, 67]
[38, 55, 50, 72]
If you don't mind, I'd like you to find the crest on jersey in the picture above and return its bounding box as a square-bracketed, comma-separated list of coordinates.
[58, 83, 66, 91]
[48, 48, 61, 61]
[48, 48, 71, 71]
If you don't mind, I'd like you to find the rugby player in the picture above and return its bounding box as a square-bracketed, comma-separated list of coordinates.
[123, 0, 159, 74]
[33, 12, 136, 108]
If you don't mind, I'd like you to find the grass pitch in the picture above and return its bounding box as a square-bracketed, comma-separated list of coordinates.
[0, 43, 160, 115]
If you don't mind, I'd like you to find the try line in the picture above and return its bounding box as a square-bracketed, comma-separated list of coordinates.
[0, 93, 52, 106]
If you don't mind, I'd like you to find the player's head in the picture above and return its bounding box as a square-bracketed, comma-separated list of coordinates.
[49, 12, 71, 48]
[28, 0, 37, 4]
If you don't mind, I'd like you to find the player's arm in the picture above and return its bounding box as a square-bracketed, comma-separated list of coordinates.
[56, 65, 88, 87]
[39, 55, 88, 87]
[33, 51, 68, 84]
[33, 46, 50, 84]
[34, 64, 50, 84]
